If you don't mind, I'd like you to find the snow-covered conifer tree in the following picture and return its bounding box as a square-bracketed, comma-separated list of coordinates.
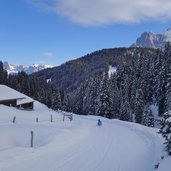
[159, 111, 171, 155]
[134, 87, 145, 124]
[110, 73, 121, 119]
[51, 89, 62, 110]
[97, 71, 112, 118]
[143, 105, 154, 127]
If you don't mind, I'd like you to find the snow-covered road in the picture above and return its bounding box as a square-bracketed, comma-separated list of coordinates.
[0, 103, 164, 171]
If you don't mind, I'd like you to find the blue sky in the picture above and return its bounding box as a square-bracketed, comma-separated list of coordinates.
[1, 0, 171, 66]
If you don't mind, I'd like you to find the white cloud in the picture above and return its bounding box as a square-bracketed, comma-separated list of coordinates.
[26, 0, 54, 12]
[27, 0, 171, 26]
[43, 51, 54, 57]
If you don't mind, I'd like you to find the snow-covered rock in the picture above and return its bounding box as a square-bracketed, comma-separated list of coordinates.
[132, 28, 171, 49]
[164, 28, 171, 42]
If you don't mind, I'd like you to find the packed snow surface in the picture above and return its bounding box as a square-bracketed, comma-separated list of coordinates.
[0, 102, 169, 171]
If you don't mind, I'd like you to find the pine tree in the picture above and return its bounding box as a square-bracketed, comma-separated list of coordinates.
[159, 111, 171, 155]
[87, 76, 100, 115]
[51, 89, 62, 110]
[165, 75, 171, 111]
[164, 43, 171, 112]
[134, 87, 145, 124]
[153, 50, 162, 104]
[0, 61, 8, 84]
[62, 91, 71, 112]
[0, 61, 3, 73]
[141, 55, 154, 104]
[74, 84, 86, 115]
[119, 75, 132, 121]
[147, 109, 154, 127]
[120, 97, 131, 121]
[156, 43, 171, 116]
[97, 71, 112, 118]
[143, 105, 154, 127]
[110, 73, 121, 119]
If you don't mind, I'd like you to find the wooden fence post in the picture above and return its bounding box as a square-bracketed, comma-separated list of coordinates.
[70, 114, 73, 121]
[63, 114, 65, 122]
[13, 116, 16, 123]
[51, 115, 53, 122]
[30, 131, 34, 148]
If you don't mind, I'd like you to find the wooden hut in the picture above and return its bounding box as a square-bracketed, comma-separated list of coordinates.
[0, 85, 34, 110]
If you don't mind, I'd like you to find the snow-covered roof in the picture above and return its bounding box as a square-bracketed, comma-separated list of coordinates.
[0, 85, 33, 105]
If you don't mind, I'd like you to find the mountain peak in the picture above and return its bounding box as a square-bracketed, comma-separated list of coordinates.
[164, 28, 171, 42]
[132, 28, 171, 49]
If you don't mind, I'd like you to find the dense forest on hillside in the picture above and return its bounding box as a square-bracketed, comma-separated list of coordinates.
[0, 45, 171, 127]
[33, 47, 156, 93]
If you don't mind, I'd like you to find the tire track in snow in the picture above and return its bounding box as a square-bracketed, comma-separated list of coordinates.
[110, 120, 163, 171]
[91, 125, 115, 171]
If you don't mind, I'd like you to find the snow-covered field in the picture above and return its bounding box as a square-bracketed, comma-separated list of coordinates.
[0, 102, 170, 171]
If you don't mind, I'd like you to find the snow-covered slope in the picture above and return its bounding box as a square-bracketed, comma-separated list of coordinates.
[2, 61, 53, 75]
[0, 102, 170, 171]
[132, 28, 171, 49]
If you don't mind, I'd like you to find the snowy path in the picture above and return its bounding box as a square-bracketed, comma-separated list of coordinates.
[0, 112, 163, 171]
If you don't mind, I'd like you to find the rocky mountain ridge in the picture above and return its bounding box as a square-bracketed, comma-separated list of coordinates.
[132, 28, 171, 48]
[2, 61, 53, 75]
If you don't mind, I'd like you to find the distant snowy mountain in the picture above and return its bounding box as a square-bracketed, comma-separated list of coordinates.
[132, 28, 171, 49]
[2, 61, 53, 74]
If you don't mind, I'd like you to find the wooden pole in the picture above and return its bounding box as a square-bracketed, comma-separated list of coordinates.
[51, 115, 53, 122]
[30, 131, 34, 148]
[70, 114, 73, 121]
[36, 117, 38, 123]
[13, 116, 16, 123]
[63, 114, 65, 122]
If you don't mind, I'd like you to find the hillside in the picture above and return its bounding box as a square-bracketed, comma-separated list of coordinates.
[33, 47, 156, 93]
[31, 47, 162, 119]
[0, 103, 169, 171]
[1, 46, 170, 125]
